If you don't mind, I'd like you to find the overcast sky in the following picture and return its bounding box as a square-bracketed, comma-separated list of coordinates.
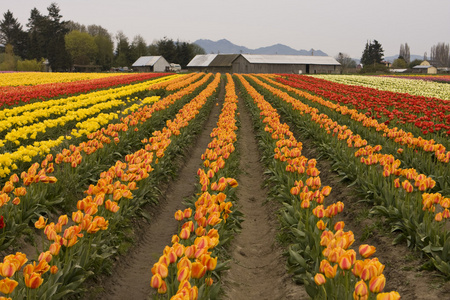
[4, 0, 450, 59]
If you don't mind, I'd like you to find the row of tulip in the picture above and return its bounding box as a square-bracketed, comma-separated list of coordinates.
[0, 72, 172, 108]
[378, 74, 450, 84]
[0, 74, 176, 136]
[0, 74, 221, 299]
[245, 74, 450, 277]
[311, 74, 450, 100]
[0, 73, 214, 252]
[278, 75, 450, 138]
[0, 72, 125, 87]
[236, 74, 400, 299]
[150, 73, 241, 299]
[0, 75, 179, 178]
[261, 75, 450, 195]
[270, 75, 450, 160]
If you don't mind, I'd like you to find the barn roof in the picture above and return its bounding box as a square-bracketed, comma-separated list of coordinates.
[132, 56, 165, 67]
[209, 54, 240, 67]
[187, 54, 218, 67]
[240, 54, 340, 65]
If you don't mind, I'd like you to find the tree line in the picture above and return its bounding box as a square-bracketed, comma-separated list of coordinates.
[0, 3, 205, 71]
[336, 40, 450, 74]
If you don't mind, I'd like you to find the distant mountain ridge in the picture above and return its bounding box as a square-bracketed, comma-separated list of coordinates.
[194, 39, 328, 56]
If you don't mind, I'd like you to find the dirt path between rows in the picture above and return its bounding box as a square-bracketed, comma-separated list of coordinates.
[220, 93, 308, 299]
[84, 83, 225, 300]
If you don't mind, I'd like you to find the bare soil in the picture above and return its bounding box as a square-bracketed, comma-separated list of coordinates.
[82, 79, 450, 300]
[220, 93, 308, 299]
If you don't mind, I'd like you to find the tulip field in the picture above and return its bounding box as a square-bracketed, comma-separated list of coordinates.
[0, 71, 449, 299]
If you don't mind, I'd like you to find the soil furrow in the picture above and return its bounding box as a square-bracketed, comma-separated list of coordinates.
[84, 82, 224, 300]
[221, 91, 308, 299]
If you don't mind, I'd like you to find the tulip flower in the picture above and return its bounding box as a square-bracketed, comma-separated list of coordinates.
[191, 262, 207, 279]
[369, 274, 386, 293]
[0, 278, 18, 294]
[359, 244, 376, 258]
[24, 272, 44, 289]
[376, 291, 401, 300]
[314, 273, 326, 285]
[353, 280, 369, 300]
[150, 274, 163, 289]
[34, 216, 47, 229]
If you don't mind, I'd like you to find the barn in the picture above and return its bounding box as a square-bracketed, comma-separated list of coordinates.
[132, 56, 170, 72]
[187, 54, 340, 74]
[186, 54, 218, 72]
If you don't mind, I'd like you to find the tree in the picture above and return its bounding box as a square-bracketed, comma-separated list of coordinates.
[65, 30, 98, 65]
[0, 44, 17, 70]
[409, 59, 422, 68]
[114, 31, 132, 67]
[335, 52, 356, 73]
[0, 10, 28, 59]
[360, 39, 384, 66]
[27, 8, 46, 60]
[45, 3, 71, 71]
[392, 57, 407, 69]
[130, 35, 148, 63]
[94, 35, 113, 70]
[430, 42, 449, 67]
[399, 43, 410, 64]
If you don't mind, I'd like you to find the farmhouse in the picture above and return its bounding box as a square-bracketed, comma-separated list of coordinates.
[132, 56, 170, 72]
[412, 60, 437, 74]
[187, 53, 340, 74]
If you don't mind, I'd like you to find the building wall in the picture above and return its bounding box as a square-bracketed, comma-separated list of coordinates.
[153, 58, 170, 72]
[231, 56, 339, 74]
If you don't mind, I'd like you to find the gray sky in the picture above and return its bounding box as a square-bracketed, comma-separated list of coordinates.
[4, 0, 450, 59]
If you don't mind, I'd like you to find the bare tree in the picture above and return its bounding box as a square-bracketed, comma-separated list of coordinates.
[430, 42, 450, 67]
[335, 52, 356, 73]
[399, 43, 410, 63]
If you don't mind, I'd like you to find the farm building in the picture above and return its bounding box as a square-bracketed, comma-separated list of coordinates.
[412, 60, 437, 74]
[132, 56, 170, 72]
[187, 54, 340, 74]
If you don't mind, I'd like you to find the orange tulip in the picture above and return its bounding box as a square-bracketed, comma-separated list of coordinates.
[376, 291, 401, 300]
[150, 274, 163, 289]
[369, 274, 386, 293]
[157, 280, 167, 294]
[34, 216, 47, 229]
[179, 227, 191, 240]
[152, 263, 168, 278]
[353, 280, 369, 300]
[205, 256, 218, 271]
[314, 273, 326, 285]
[339, 253, 353, 270]
[191, 262, 206, 279]
[177, 266, 190, 282]
[0, 259, 17, 277]
[0, 278, 18, 294]
[24, 272, 44, 289]
[359, 244, 376, 258]
[50, 265, 58, 274]
[323, 263, 338, 278]
[316, 220, 327, 230]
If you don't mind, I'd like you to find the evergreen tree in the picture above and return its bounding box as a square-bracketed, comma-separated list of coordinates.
[27, 8, 46, 60]
[0, 10, 28, 59]
[360, 39, 384, 66]
[45, 3, 71, 71]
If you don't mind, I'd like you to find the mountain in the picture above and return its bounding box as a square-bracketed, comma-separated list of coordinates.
[194, 39, 327, 56]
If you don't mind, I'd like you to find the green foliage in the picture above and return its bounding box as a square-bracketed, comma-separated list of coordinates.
[360, 63, 388, 74]
[17, 58, 45, 71]
[360, 39, 384, 66]
[65, 30, 98, 65]
[392, 57, 407, 69]
[148, 37, 205, 68]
